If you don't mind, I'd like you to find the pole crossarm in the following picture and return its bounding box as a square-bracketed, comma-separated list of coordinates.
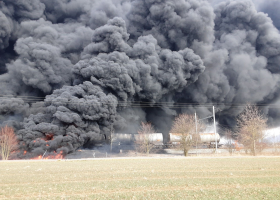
[198, 116, 213, 121]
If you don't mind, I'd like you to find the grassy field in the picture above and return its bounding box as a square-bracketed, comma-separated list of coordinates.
[1, 157, 280, 200]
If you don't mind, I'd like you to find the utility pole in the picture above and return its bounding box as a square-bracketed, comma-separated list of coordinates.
[274, 131, 277, 153]
[195, 112, 198, 156]
[42, 150, 47, 159]
[213, 106, 217, 153]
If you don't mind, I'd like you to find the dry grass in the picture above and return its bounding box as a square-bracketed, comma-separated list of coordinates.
[1, 157, 280, 199]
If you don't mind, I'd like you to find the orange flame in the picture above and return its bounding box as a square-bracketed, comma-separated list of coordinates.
[31, 155, 42, 160]
[30, 151, 64, 160]
[234, 141, 242, 151]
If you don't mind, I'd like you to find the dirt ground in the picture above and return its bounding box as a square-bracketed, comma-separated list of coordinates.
[63, 147, 280, 159]
[1, 156, 280, 199]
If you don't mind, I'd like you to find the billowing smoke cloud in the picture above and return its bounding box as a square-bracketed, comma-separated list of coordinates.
[16, 16, 204, 156]
[0, 18, 96, 96]
[257, 0, 280, 30]
[127, 0, 215, 58]
[0, 0, 45, 73]
[0, 98, 29, 129]
[209, 0, 280, 30]
[1, 0, 280, 157]
[17, 81, 118, 156]
[182, 0, 280, 126]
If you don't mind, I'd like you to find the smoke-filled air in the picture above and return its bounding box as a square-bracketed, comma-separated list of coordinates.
[1, 0, 280, 158]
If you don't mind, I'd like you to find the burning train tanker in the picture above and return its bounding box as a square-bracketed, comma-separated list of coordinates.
[1, 0, 280, 158]
[169, 133, 221, 148]
[114, 132, 221, 148]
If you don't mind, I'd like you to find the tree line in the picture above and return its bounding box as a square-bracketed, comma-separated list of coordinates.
[0, 104, 274, 159]
[136, 104, 270, 156]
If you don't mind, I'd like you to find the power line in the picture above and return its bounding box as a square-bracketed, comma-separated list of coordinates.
[0, 95, 273, 105]
[1, 95, 280, 108]
[0, 95, 45, 99]
[198, 116, 213, 121]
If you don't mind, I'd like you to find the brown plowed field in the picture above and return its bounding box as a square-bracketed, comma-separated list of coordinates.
[1, 157, 280, 199]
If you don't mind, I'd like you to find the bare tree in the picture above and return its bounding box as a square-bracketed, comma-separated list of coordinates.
[171, 114, 197, 156]
[237, 104, 267, 156]
[225, 130, 235, 155]
[0, 126, 18, 160]
[135, 122, 155, 155]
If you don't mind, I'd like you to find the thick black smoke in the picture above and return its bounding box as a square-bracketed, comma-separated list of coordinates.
[16, 16, 204, 156]
[17, 81, 118, 156]
[127, 0, 215, 58]
[182, 0, 280, 126]
[1, 0, 280, 157]
[210, 0, 280, 30]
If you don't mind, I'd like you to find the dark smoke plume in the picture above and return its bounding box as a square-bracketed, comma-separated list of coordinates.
[18, 81, 118, 156]
[182, 0, 280, 126]
[16, 16, 204, 156]
[0, 0, 280, 157]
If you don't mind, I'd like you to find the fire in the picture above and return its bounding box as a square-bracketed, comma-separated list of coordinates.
[54, 151, 64, 159]
[23, 151, 27, 155]
[234, 141, 243, 151]
[45, 133, 54, 141]
[31, 155, 42, 160]
[30, 151, 64, 160]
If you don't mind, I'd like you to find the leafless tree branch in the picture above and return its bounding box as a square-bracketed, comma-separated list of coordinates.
[0, 126, 18, 160]
[237, 104, 267, 156]
[135, 122, 156, 155]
